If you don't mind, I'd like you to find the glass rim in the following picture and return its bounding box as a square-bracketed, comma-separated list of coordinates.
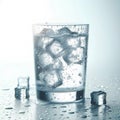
[32, 23, 89, 35]
[32, 23, 89, 27]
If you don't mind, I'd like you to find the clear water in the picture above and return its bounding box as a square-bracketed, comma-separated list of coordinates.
[33, 25, 88, 102]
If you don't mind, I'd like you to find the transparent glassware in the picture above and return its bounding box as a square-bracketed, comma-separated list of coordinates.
[32, 24, 89, 103]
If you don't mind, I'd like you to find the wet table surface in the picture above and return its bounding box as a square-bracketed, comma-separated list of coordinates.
[0, 87, 120, 120]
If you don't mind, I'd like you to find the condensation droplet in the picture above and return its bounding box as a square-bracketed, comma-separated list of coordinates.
[5, 107, 13, 110]
[19, 111, 25, 114]
[69, 112, 75, 114]
[62, 110, 67, 112]
[52, 106, 57, 109]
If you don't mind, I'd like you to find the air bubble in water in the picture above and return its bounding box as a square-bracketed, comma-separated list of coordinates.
[60, 105, 66, 108]
[81, 115, 87, 118]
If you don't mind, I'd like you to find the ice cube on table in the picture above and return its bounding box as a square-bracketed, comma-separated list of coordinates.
[40, 28, 55, 37]
[47, 40, 64, 57]
[91, 91, 106, 106]
[39, 71, 62, 88]
[58, 64, 83, 88]
[57, 27, 71, 36]
[38, 52, 54, 68]
[63, 47, 84, 64]
[17, 77, 30, 89]
[15, 87, 29, 100]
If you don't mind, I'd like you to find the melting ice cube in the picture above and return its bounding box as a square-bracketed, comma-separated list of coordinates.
[38, 52, 54, 68]
[47, 40, 64, 57]
[63, 47, 84, 64]
[39, 71, 62, 88]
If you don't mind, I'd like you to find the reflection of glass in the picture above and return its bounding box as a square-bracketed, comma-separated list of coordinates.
[32, 24, 89, 103]
[35, 102, 85, 120]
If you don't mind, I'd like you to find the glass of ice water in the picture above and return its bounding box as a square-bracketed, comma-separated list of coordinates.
[32, 24, 89, 103]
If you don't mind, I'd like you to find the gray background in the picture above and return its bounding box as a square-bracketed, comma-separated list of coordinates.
[0, 0, 120, 98]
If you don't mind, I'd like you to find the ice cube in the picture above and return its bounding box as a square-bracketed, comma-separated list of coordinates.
[17, 77, 30, 89]
[65, 36, 80, 48]
[47, 40, 64, 57]
[52, 57, 67, 70]
[38, 52, 54, 68]
[52, 59, 63, 70]
[57, 27, 71, 36]
[39, 70, 62, 88]
[40, 28, 55, 37]
[35, 36, 53, 50]
[58, 64, 83, 88]
[15, 87, 30, 100]
[63, 47, 84, 64]
[91, 91, 106, 106]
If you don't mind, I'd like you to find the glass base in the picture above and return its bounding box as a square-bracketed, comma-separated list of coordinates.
[36, 89, 84, 103]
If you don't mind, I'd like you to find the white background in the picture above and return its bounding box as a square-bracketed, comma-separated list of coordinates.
[0, 0, 120, 97]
